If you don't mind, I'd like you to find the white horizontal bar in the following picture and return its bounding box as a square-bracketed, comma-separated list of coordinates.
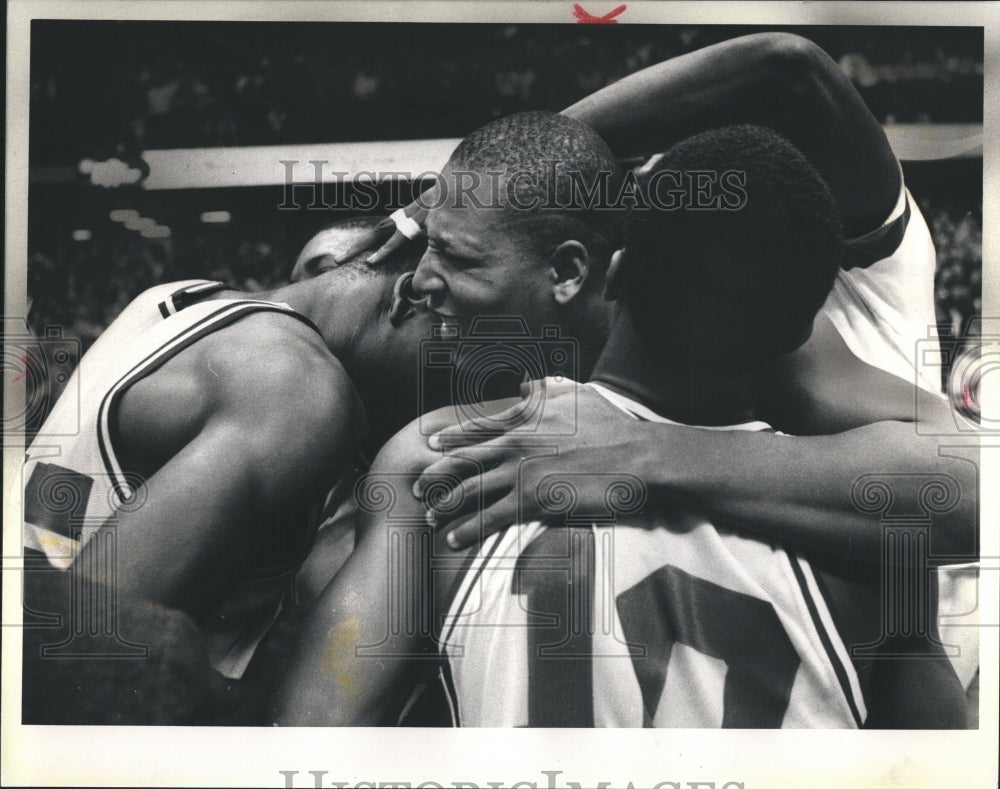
[141, 139, 462, 190]
[882, 123, 983, 161]
[53, 124, 986, 192]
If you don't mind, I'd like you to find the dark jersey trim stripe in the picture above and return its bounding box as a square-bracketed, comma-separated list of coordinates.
[843, 196, 911, 271]
[786, 549, 864, 727]
[438, 661, 461, 727]
[96, 302, 321, 502]
[440, 530, 506, 647]
[158, 280, 231, 317]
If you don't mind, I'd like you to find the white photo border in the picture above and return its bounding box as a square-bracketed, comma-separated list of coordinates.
[3, 2, 997, 787]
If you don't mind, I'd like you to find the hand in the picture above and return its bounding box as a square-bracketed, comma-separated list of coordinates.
[333, 184, 437, 266]
[413, 386, 654, 549]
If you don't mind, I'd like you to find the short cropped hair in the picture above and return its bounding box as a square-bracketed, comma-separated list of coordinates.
[448, 111, 626, 271]
[623, 124, 843, 371]
[292, 216, 426, 283]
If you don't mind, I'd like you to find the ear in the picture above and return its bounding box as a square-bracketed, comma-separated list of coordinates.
[603, 248, 626, 302]
[547, 240, 591, 305]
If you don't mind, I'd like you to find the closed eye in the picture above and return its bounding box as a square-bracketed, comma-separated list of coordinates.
[427, 241, 477, 267]
[306, 255, 339, 278]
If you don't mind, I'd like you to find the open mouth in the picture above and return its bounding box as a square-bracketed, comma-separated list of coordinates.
[429, 309, 461, 338]
[389, 273, 461, 336]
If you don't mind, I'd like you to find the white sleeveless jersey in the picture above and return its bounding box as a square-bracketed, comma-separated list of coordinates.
[823, 175, 978, 689]
[439, 381, 867, 728]
[23, 280, 320, 678]
[822, 178, 942, 395]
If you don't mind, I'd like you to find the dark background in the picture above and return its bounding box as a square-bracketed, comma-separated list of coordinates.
[27, 22, 983, 380]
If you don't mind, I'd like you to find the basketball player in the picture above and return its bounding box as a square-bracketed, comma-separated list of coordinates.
[379, 33, 978, 687]
[289, 219, 433, 603]
[21, 235, 438, 692]
[290, 217, 384, 283]
[273, 125, 966, 727]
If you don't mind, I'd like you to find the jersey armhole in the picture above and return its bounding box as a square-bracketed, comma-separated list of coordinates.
[842, 163, 910, 271]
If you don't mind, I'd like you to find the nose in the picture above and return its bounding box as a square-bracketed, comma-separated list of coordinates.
[411, 249, 447, 300]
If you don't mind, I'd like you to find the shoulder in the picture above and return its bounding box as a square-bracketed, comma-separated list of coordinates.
[373, 396, 525, 474]
[119, 308, 365, 474]
[203, 311, 353, 399]
[371, 409, 449, 476]
[201, 311, 365, 456]
[124, 280, 221, 316]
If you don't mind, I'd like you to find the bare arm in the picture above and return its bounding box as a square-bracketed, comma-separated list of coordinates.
[417, 330, 976, 564]
[563, 31, 900, 237]
[340, 32, 899, 263]
[76, 325, 363, 620]
[271, 402, 518, 726]
[270, 425, 439, 726]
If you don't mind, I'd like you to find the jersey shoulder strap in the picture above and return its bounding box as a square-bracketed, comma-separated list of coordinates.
[155, 280, 232, 317]
[842, 179, 911, 271]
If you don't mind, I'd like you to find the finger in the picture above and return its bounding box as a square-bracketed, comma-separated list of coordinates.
[429, 403, 542, 449]
[428, 407, 538, 450]
[427, 426, 506, 450]
[444, 495, 518, 550]
[413, 453, 484, 498]
[331, 220, 395, 264]
[414, 441, 520, 498]
[365, 230, 411, 266]
[426, 469, 512, 530]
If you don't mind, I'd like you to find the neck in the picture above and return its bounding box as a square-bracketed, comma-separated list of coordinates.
[563, 296, 612, 382]
[258, 279, 355, 359]
[590, 305, 758, 426]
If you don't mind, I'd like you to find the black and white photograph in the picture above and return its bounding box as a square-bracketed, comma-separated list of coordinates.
[2, 2, 997, 787]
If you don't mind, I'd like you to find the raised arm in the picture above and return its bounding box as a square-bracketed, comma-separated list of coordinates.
[340, 32, 899, 263]
[563, 31, 900, 237]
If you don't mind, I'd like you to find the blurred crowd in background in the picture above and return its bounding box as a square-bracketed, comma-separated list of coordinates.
[28, 23, 984, 161]
[26, 22, 983, 396]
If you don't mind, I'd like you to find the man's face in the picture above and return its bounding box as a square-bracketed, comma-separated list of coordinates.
[326, 266, 444, 415]
[411, 167, 557, 338]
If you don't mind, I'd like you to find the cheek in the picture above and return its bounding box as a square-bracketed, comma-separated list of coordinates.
[462, 269, 540, 313]
[390, 323, 431, 370]
[442, 271, 495, 306]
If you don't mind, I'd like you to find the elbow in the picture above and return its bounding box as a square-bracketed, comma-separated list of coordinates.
[757, 32, 835, 103]
[759, 31, 829, 71]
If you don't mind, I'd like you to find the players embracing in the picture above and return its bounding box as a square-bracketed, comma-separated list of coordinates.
[22, 32, 978, 727]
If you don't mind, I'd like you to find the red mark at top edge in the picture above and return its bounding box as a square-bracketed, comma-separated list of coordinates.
[573, 3, 627, 24]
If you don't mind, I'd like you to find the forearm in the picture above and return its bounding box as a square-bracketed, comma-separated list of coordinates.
[564, 33, 799, 157]
[272, 464, 437, 726]
[271, 526, 425, 725]
[563, 32, 898, 235]
[646, 421, 977, 563]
